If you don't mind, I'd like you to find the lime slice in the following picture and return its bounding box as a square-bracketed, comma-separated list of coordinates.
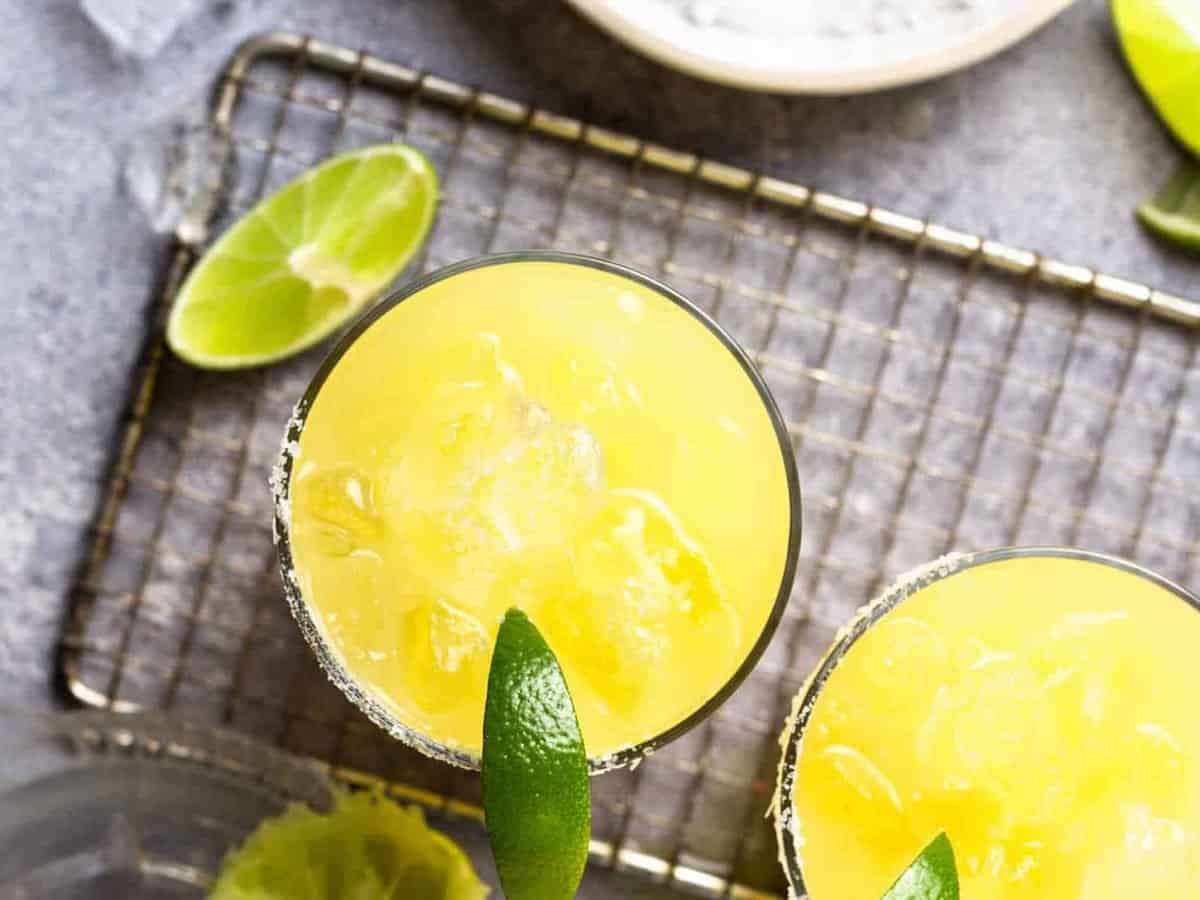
[208, 789, 488, 899]
[1138, 159, 1200, 251]
[882, 833, 959, 900]
[1113, 0, 1200, 155]
[167, 144, 437, 370]
[482, 608, 590, 900]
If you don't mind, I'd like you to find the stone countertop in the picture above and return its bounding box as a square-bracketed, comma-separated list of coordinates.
[1, 0, 1195, 708]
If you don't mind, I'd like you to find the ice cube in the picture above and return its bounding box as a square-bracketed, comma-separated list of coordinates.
[399, 600, 491, 715]
[822, 744, 903, 812]
[474, 416, 604, 551]
[539, 490, 735, 714]
[1080, 807, 1200, 898]
[427, 600, 490, 675]
[292, 465, 382, 558]
[80, 0, 204, 59]
[123, 116, 220, 240]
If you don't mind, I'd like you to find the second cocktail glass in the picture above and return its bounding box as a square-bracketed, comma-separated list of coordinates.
[773, 548, 1200, 899]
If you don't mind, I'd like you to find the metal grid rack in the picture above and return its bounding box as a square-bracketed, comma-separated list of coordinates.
[60, 32, 1200, 898]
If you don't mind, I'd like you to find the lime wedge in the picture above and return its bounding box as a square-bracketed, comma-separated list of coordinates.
[882, 833, 959, 900]
[167, 144, 437, 370]
[482, 608, 590, 900]
[1138, 159, 1200, 251]
[1113, 0, 1200, 155]
[207, 789, 488, 899]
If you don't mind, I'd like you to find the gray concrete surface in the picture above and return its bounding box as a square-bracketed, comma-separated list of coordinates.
[1, 0, 1196, 707]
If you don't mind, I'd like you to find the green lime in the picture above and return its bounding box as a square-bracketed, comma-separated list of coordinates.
[482, 608, 590, 900]
[1138, 159, 1200, 251]
[167, 144, 438, 370]
[881, 833, 959, 900]
[207, 789, 488, 899]
[1113, 0, 1200, 155]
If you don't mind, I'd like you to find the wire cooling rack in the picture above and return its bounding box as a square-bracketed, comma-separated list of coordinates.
[60, 32, 1200, 899]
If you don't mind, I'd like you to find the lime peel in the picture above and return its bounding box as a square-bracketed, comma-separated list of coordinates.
[482, 608, 591, 900]
[881, 832, 960, 900]
[167, 143, 438, 371]
[1138, 159, 1200, 252]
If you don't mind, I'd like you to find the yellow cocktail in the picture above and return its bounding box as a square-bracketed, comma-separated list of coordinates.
[275, 253, 799, 766]
[775, 549, 1200, 899]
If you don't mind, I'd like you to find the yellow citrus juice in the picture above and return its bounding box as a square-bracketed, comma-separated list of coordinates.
[788, 553, 1200, 899]
[286, 258, 794, 759]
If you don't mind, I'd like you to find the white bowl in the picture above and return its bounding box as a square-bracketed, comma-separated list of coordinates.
[566, 0, 1076, 94]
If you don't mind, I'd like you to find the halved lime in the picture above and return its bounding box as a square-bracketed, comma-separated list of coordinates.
[1138, 159, 1200, 251]
[208, 790, 489, 899]
[1113, 0, 1200, 156]
[167, 144, 437, 370]
[482, 608, 590, 900]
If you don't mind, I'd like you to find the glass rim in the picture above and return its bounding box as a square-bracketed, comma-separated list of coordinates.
[272, 249, 803, 774]
[772, 545, 1200, 897]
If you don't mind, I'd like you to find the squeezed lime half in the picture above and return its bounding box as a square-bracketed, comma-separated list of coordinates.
[167, 144, 438, 370]
[208, 790, 488, 899]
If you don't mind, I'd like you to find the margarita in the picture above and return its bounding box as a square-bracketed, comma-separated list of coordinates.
[279, 254, 798, 763]
[777, 550, 1200, 900]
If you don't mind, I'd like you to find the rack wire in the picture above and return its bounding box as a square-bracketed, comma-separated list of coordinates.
[60, 32, 1200, 898]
